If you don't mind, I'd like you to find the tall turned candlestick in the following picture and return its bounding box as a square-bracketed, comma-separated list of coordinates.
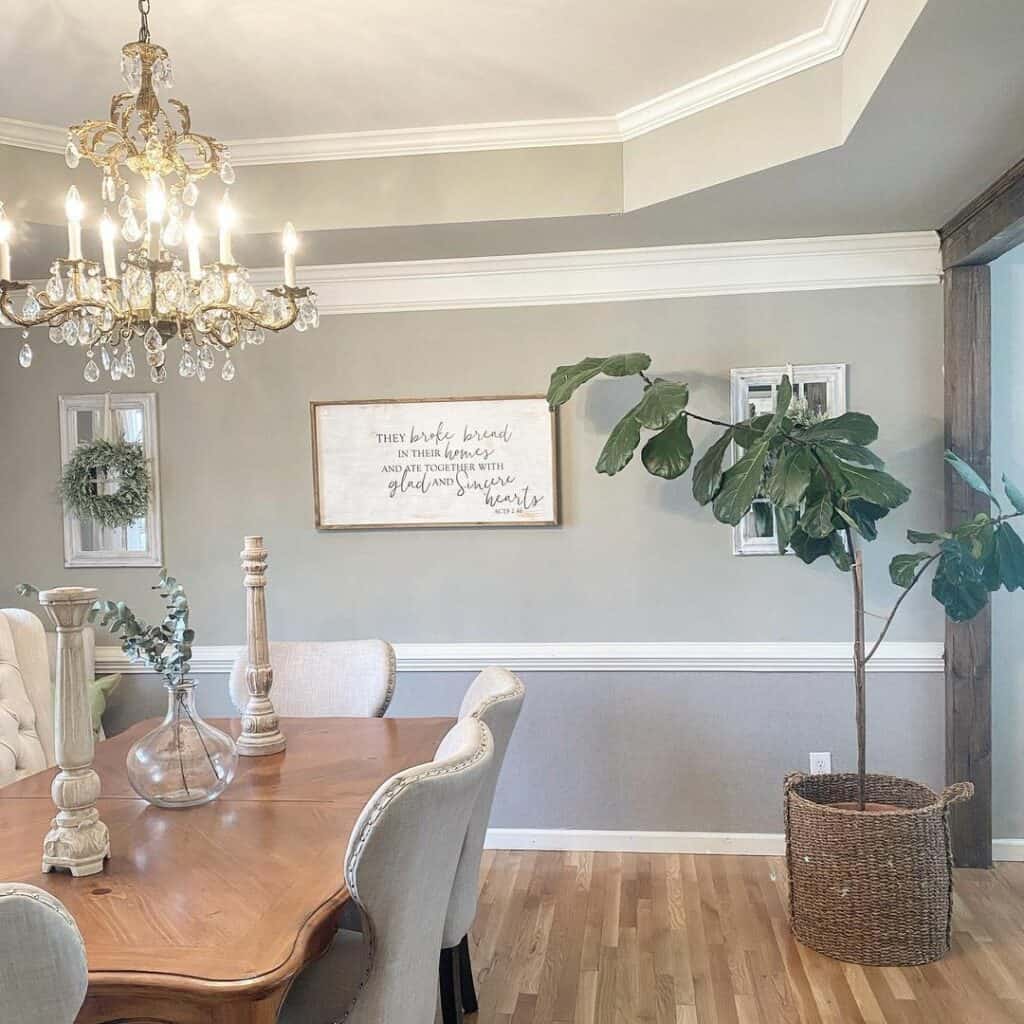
[237, 535, 286, 756]
[38, 587, 110, 877]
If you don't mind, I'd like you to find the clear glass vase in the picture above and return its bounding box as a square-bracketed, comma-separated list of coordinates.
[126, 681, 238, 808]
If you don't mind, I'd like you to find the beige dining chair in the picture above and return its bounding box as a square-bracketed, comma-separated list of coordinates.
[438, 667, 526, 1022]
[279, 716, 493, 1024]
[228, 639, 396, 718]
[0, 884, 89, 1024]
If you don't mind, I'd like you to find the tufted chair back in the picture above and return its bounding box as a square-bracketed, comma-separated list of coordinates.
[228, 640, 396, 718]
[0, 609, 97, 788]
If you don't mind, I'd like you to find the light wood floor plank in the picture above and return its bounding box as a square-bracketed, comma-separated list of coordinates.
[471, 851, 1024, 1023]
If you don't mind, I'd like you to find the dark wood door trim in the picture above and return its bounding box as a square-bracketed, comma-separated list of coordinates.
[943, 267, 993, 868]
[941, 154, 1024, 268]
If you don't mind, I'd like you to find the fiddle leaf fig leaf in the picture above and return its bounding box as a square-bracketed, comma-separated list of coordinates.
[546, 353, 652, 408]
[15, 583, 39, 598]
[600, 352, 653, 378]
[828, 533, 852, 572]
[595, 411, 643, 476]
[945, 450, 1001, 510]
[768, 375, 793, 431]
[692, 428, 734, 506]
[766, 446, 813, 508]
[546, 357, 605, 408]
[907, 529, 947, 545]
[712, 436, 772, 525]
[833, 461, 911, 510]
[802, 412, 879, 445]
[633, 380, 689, 430]
[890, 552, 932, 588]
[732, 414, 773, 449]
[1003, 474, 1024, 515]
[641, 414, 693, 479]
[996, 522, 1024, 591]
[931, 538, 990, 622]
[799, 493, 835, 539]
[775, 506, 798, 554]
[824, 441, 885, 469]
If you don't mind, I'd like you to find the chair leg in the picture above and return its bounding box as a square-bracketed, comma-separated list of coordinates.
[439, 946, 463, 1024]
[457, 934, 479, 1014]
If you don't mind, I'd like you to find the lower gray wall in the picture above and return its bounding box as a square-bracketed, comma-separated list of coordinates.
[103, 667, 945, 834]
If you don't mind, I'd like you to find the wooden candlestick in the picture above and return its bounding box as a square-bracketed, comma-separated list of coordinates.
[38, 587, 110, 877]
[237, 535, 286, 756]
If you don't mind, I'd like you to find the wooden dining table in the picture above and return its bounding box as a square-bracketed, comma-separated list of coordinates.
[0, 715, 454, 1024]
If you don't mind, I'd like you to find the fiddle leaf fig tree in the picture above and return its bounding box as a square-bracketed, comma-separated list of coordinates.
[549, 355, 1024, 809]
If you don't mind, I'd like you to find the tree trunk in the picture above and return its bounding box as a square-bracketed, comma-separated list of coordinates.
[851, 546, 867, 810]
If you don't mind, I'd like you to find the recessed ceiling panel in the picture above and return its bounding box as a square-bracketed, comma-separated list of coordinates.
[1, 0, 832, 137]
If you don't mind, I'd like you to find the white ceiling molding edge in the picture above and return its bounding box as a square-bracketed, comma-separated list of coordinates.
[248, 231, 939, 315]
[0, 0, 867, 165]
[96, 640, 943, 675]
[616, 0, 867, 139]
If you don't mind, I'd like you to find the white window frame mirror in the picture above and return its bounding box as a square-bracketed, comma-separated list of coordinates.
[58, 393, 163, 568]
[730, 363, 848, 556]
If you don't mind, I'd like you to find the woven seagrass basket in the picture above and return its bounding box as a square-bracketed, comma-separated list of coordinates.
[784, 772, 973, 966]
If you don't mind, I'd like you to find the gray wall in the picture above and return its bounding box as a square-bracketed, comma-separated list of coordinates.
[992, 249, 1024, 839]
[0, 285, 948, 833]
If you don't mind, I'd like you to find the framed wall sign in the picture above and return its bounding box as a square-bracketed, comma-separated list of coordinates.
[729, 363, 847, 556]
[58, 392, 163, 568]
[311, 396, 560, 529]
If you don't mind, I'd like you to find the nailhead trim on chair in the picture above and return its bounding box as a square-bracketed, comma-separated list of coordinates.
[333, 721, 493, 1024]
[0, 886, 86, 954]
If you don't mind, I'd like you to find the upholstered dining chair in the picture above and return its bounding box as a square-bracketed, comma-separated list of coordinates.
[228, 640, 396, 718]
[278, 715, 493, 1024]
[437, 667, 525, 1022]
[0, 884, 89, 1024]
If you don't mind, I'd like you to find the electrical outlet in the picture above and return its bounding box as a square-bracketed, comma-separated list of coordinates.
[809, 752, 832, 775]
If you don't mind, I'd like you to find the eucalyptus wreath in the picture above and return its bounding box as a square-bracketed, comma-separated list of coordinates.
[59, 439, 151, 529]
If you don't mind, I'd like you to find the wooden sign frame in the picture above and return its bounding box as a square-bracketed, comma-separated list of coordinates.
[310, 395, 560, 530]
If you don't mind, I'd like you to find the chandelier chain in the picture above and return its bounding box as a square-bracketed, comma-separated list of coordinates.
[138, 0, 151, 44]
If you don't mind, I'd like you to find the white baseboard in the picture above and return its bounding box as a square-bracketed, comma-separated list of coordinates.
[993, 840, 1024, 862]
[484, 828, 786, 856]
[485, 829, 1024, 862]
[94, 640, 944, 676]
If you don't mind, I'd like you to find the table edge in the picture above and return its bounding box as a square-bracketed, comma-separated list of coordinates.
[85, 884, 349, 997]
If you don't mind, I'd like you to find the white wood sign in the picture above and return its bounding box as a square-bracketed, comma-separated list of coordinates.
[311, 396, 559, 529]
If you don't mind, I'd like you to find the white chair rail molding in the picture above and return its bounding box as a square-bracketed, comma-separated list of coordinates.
[4, 1, 1024, 1022]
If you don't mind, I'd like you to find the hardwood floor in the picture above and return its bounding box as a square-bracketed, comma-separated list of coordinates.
[470, 851, 1024, 1024]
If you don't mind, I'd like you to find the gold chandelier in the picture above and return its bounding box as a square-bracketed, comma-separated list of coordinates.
[0, 0, 318, 384]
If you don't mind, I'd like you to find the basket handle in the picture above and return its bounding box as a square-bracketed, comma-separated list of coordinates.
[784, 771, 808, 793]
[940, 781, 974, 806]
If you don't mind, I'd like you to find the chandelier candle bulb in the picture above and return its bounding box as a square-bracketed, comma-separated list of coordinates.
[0, 208, 11, 281]
[100, 213, 118, 279]
[218, 192, 234, 265]
[186, 215, 202, 280]
[65, 186, 84, 261]
[145, 180, 165, 261]
[282, 222, 298, 287]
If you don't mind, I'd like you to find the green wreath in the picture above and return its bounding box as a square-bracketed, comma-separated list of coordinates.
[59, 439, 151, 529]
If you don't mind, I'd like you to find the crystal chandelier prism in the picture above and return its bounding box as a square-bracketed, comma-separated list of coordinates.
[0, 0, 319, 384]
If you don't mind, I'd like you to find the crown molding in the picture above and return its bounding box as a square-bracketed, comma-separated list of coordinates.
[249, 231, 941, 315]
[0, 117, 65, 154]
[616, 0, 867, 139]
[0, 0, 867, 165]
[95, 640, 944, 676]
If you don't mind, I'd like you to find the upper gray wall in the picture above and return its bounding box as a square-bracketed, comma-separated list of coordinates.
[0, 286, 944, 646]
